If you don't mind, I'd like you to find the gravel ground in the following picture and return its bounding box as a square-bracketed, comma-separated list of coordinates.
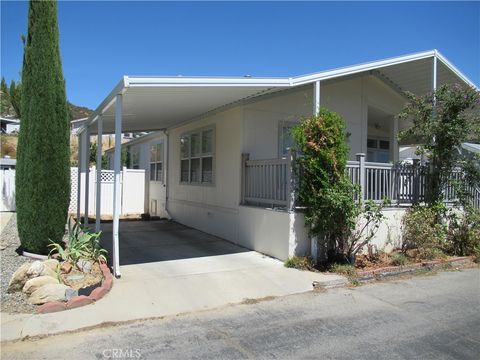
[0, 214, 37, 314]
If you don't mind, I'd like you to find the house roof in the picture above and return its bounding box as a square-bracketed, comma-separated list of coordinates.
[462, 142, 480, 154]
[80, 50, 478, 135]
[0, 117, 20, 124]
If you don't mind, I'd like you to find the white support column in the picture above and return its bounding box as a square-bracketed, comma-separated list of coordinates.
[313, 80, 321, 116]
[357, 153, 366, 202]
[95, 117, 103, 232]
[432, 54, 438, 94]
[76, 131, 83, 223]
[112, 94, 123, 278]
[84, 126, 91, 226]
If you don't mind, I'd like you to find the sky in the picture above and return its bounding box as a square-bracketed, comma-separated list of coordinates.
[1, 1, 479, 110]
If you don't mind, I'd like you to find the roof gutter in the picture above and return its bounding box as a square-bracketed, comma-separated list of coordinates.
[435, 51, 478, 90]
[77, 77, 127, 135]
[291, 50, 437, 86]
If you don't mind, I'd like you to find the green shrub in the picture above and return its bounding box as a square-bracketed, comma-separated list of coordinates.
[402, 205, 447, 260]
[16, 1, 70, 254]
[446, 208, 480, 257]
[291, 109, 358, 260]
[390, 253, 407, 266]
[330, 263, 356, 276]
[48, 220, 107, 264]
[284, 256, 315, 270]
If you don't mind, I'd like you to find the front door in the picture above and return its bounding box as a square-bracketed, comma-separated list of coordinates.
[148, 138, 169, 218]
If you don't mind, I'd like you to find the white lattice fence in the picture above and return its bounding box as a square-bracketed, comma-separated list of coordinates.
[69, 167, 145, 216]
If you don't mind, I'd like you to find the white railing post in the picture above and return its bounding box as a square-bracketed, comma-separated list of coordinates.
[241, 153, 249, 205]
[287, 149, 296, 212]
[95, 116, 102, 232]
[356, 153, 366, 202]
[412, 159, 421, 204]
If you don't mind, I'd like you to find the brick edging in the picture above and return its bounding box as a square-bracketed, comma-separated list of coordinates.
[37, 263, 113, 314]
[355, 256, 472, 281]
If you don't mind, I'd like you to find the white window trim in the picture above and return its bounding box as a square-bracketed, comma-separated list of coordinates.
[150, 142, 164, 183]
[130, 145, 140, 169]
[180, 125, 215, 186]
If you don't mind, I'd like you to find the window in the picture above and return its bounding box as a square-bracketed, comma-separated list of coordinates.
[278, 121, 296, 157]
[150, 143, 163, 182]
[130, 146, 140, 169]
[180, 127, 214, 184]
[367, 137, 390, 163]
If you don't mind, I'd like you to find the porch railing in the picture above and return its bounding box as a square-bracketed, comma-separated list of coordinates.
[241, 152, 480, 209]
[241, 153, 294, 209]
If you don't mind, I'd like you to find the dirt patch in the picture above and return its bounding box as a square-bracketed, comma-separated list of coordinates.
[61, 262, 103, 291]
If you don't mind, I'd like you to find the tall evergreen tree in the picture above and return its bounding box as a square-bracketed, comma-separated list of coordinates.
[0, 77, 9, 115]
[9, 80, 22, 118]
[16, 0, 70, 253]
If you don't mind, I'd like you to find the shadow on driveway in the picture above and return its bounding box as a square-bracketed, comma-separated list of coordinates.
[100, 219, 249, 266]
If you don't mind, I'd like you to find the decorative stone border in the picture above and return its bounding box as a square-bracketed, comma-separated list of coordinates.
[37, 263, 113, 314]
[355, 256, 473, 282]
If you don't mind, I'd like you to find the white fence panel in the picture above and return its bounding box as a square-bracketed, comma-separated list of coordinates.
[121, 169, 145, 214]
[1, 167, 145, 216]
[1, 169, 16, 211]
[70, 167, 145, 217]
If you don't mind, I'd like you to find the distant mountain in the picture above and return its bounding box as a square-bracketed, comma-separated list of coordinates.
[1, 83, 92, 121]
[68, 102, 93, 120]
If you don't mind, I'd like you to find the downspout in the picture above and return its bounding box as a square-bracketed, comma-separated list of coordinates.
[164, 129, 172, 220]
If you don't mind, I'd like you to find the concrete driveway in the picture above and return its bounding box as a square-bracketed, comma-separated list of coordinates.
[100, 219, 250, 265]
[1, 220, 344, 341]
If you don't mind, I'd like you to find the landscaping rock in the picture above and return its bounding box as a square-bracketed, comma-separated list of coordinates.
[65, 287, 79, 301]
[28, 284, 69, 305]
[40, 266, 59, 280]
[76, 259, 93, 274]
[43, 259, 60, 272]
[1, 214, 37, 314]
[26, 261, 45, 278]
[23, 276, 59, 295]
[60, 261, 73, 274]
[7, 262, 32, 293]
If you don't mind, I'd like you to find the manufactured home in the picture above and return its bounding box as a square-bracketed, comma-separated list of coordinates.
[75, 50, 478, 276]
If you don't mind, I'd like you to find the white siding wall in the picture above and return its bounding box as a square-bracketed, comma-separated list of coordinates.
[243, 86, 313, 160]
[321, 75, 405, 159]
[167, 107, 243, 241]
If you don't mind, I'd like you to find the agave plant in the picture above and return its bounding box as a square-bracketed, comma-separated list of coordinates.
[48, 218, 108, 264]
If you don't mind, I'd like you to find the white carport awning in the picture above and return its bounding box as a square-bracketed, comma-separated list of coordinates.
[87, 77, 290, 134]
[82, 49, 476, 135]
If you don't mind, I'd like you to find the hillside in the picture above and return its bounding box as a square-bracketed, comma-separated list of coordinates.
[1, 81, 93, 121]
[68, 102, 93, 120]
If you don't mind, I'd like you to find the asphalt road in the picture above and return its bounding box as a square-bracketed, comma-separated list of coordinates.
[2, 268, 479, 360]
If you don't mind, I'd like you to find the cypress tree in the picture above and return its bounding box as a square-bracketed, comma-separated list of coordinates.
[16, 0, 70, 254]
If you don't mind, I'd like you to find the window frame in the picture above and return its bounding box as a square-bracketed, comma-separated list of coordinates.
[180, 126, 215, 186]
[130, 145, 140, 169]
[367, 136, 390, 163]
[278, 120, 297, 158]
[149, 142, 164, 183]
